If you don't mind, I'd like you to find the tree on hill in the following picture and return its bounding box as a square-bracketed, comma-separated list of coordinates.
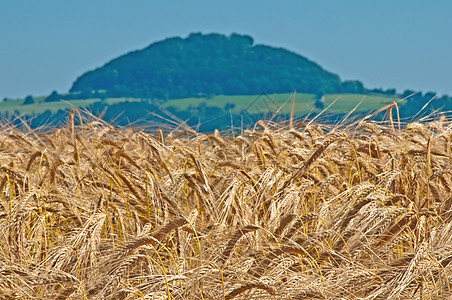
[70, 33, 360, 99]
[22, 95, 35, 105]
[341, 80, 364, 94]
[44, 90, 61, 102]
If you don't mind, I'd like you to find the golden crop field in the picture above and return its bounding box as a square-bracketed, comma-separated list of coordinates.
[0, 107, 451, 299]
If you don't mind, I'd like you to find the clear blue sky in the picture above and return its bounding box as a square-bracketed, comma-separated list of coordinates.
[1, 0, 452, 99]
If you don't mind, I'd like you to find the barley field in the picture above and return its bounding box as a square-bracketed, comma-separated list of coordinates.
[0, 107, 451, 299]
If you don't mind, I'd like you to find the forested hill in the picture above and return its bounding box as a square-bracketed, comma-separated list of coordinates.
[70, 33, 365, 99]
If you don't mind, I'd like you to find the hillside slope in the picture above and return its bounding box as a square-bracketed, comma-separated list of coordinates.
[70, 33, 364, 99]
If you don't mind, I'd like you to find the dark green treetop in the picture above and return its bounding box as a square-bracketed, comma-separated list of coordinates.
[44, 90, 61, 102]
[23, 95, 35, 105]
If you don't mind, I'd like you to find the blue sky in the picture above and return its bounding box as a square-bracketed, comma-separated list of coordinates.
[1, 1, 452, 98]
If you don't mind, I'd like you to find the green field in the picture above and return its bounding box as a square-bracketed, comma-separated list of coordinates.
[322, 93, 397, 113]
[0, 92, 399, 116]
[0, 97, 141, 114]
[163, 92, 399, 114]
[162, 93, 318, 114]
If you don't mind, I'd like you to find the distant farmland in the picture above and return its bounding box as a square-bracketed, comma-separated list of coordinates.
[0, 92, 398, 115]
